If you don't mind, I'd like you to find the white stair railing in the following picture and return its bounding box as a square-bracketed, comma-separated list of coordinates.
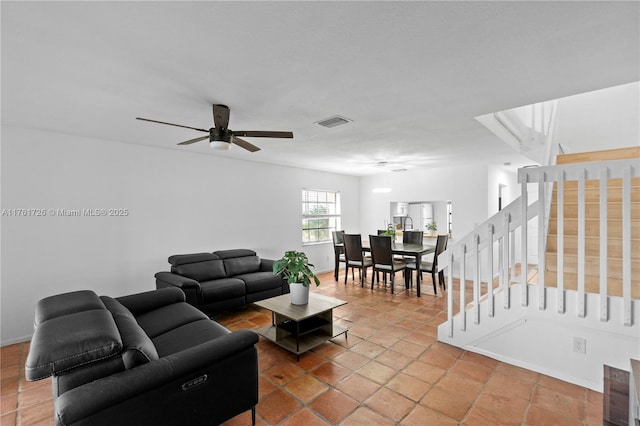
[439, 157, 640, 338]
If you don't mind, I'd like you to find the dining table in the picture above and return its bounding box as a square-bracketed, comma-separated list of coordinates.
[361, 241, 436, 297]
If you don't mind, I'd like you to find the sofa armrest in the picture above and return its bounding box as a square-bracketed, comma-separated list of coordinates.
[154, 272, 201, 307]
[55, 330, 259, 426]
[260, 259, 288, 293]
[259, 258, 275, 272]
[115, 287, 186, 316]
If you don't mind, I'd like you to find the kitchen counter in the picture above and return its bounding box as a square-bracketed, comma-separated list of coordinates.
[395, 231, 450, 239]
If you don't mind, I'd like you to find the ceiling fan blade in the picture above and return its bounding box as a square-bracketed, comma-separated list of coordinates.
[232, 137, 261, 152]
[232, 130, 294, 138]
[136, 117, 208, 133]
[213, 104, 230, 129]
[177, 135, 209, 145]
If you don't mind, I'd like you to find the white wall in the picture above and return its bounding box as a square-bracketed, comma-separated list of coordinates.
[0, 126, 360, 344]
[439, 285, 640, 392]
[555, 81, 640, 154]
[487, 165, 519, 217]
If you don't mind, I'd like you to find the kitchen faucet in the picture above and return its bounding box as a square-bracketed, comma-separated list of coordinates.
[404, 216, 413, 231]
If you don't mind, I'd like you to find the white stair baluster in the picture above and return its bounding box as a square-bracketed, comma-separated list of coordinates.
[557, 171, 565, 314]
[521, 175, 529, 306]
[577, 168, 586, 318]
[474, 234, 480, 324]
[622, 166, 632, 326]
[460, 244, 467, 331]
[447, 252, 454, 337]
[488, 224, 495, 317]
[538, 171, 546, 310]
[503, 213, 511, 309]
[599, 167, 609, 322]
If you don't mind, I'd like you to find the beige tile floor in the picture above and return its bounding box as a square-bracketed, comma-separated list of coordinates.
[1, 270, 603, 425]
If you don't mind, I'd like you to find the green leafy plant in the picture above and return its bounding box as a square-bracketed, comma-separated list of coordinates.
[426, 221, 438, 232]
[382, 224, 396, 237]
[273, 250, 320, 287]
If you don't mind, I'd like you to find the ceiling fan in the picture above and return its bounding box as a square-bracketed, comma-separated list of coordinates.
[136, 104, 293, 152]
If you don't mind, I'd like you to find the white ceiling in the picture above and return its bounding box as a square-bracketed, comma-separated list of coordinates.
[2, 1, 638, 176]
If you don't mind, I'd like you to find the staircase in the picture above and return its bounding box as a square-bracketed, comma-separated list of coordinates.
[436, 148, 640, 391]
[544, 147, 640, 301]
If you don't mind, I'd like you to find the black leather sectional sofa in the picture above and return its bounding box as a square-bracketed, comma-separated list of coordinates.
[25, 287, 259, 426]
[155, 249, 289, 315]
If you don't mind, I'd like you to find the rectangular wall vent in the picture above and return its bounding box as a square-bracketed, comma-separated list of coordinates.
[316, 115, 352, 128]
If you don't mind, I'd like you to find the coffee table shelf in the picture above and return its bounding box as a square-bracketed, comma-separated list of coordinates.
[254, 293, 348, 360]
[280, 317, 330, 336]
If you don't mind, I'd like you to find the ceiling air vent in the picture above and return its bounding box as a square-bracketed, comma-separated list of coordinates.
[316, 115, 352, 128]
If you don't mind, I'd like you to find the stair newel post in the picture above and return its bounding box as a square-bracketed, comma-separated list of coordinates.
[510, 226, 516, 278]
[520, 172, 529, 307]
[473, 233, 481, 325]
[622, 166, 632, 326]
[502, 212, 511, 310]
[460, 243, 467, 332]
[557, 171, 565, 314]
[577, 168, 586, 318]
[487, 223, 495, 317]
[599, 166, 609, 322]
[447, 251, 454, 337]
[538, 171, 546, 310]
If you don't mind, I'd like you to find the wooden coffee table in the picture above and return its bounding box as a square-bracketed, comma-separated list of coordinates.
[254, 293, 348, 360]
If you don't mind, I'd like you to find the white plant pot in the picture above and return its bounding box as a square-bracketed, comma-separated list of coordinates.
[289, 283, 309, 305]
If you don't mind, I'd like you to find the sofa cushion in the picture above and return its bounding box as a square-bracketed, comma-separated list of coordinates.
[168, 253, 219, 266]
[169, 253, 227, 282]
[223, 256, 261, 276]
[237, 272, 284, 294]
[200, 278, 246, 305]
[100, 297, 159, 369]
[34, 290, 106, 326]
[173, 261, 227, 282]
[213, 249, 256, 259]
[26, 309, 122, 381]
[116, 287, 186, 316]
[135, 303, 209, 339]
[151, 319, 230, 357]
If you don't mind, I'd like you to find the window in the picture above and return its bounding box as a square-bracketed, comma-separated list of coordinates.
[302, 189, 341, 244]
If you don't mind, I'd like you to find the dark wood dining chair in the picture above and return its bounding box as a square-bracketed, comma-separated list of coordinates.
[332, 230, 346, 281]
[406, 234, 448, 294]
[402, 230, 424, 245]
[343, 234, 373, 287]
[400, 230, 424, 261]
[368, 235, 407, 294]
[376, 229, 394, 280]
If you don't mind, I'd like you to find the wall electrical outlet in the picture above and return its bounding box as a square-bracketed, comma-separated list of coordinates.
[573, 336, 587, 354]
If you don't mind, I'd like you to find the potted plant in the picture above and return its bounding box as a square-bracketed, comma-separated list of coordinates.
[273, 250, 320, 305]
[382, 224, 396, 238]
[426, 221, 438, 233]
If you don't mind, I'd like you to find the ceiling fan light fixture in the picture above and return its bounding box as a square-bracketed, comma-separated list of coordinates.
[210, 131, 232, 150]
[210, 140, 231, 150]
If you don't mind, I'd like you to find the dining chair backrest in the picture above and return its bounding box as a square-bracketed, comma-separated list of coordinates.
[343, 234, 365, 262]
[433, 234, 449, 267]
[377, 229, 387, 235]
[402, 231, 423, 245]
[332, 230, 345, 246]
[369, 234, 393, 266]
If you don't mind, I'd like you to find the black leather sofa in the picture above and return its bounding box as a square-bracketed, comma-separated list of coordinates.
[25, 287, 259, 426]
[155, 249, 289, 315]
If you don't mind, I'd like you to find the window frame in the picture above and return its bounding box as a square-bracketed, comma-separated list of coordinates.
[301, 188, 341, 245]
